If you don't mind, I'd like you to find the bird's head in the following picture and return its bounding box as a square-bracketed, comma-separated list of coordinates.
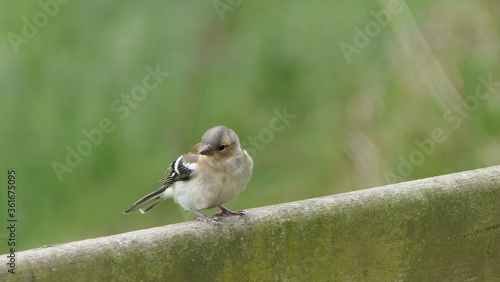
[198, 126, 241, 160]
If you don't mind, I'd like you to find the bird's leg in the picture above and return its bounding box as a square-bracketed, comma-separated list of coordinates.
[193, 209, 220, 226]
[212, 205, 246, 217]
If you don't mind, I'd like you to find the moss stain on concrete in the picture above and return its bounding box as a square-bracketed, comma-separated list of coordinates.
[3, 166, 500, 281]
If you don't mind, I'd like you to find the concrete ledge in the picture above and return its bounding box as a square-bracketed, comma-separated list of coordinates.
[2, 166, 500, 281]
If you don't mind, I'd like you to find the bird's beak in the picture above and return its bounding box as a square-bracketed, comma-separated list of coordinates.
[198, 145, 214, 156]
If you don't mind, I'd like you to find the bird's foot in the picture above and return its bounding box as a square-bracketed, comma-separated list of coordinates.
[195, 216, 220, 226]
[193, 209, 220, 226]
[212, 205, 246, 217]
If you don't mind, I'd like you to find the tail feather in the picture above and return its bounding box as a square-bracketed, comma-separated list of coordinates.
[124, 186, 173, 214]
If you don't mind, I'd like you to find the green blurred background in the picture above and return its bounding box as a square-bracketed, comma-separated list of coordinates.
[1, 0, 499, 252]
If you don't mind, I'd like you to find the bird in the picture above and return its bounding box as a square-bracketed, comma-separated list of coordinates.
[124, 126, 253, 225]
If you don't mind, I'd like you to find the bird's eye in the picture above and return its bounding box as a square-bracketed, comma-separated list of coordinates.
[218, 145, 226, 151]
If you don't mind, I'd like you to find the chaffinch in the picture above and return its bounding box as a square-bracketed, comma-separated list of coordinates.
[124, 126, 253, 225]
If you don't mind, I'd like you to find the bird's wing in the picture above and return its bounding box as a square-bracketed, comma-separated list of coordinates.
[160, 153, 199, 185]
[124, 153, 199, 214]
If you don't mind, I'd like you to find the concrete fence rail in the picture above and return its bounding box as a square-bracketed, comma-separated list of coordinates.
[2, 166, 500, 281]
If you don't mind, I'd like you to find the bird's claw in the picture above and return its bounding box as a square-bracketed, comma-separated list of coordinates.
[213, 207, 246, 217]
[195, 216, 220, 226]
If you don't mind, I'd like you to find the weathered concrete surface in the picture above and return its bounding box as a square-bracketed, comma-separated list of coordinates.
[2, 166, 500, 281]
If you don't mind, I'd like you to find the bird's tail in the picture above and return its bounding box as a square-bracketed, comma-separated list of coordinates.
[123, 186, 174, 214]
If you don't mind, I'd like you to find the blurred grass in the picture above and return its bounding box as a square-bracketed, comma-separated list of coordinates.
[1, 0, 499, 252]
